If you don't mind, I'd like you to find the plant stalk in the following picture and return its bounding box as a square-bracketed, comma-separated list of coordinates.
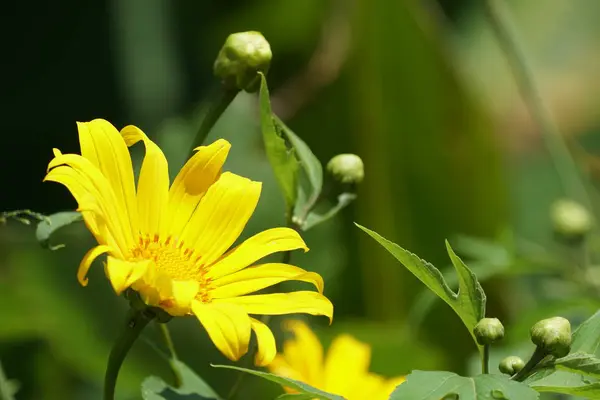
[512, 347, 546, 382]
[483, 0, 591, 209]
[104, 309, 155, 400]
[190, 87, 239, 153]
[482, 345, 490, 374]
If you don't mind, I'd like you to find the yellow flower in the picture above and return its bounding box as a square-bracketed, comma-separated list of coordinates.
[44, 119, 333, 366]
[269, 321, 404, 399]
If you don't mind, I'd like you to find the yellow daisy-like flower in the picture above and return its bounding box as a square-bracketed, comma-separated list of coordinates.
[44, 119, 333, 366]
[269, 321, 404, 399]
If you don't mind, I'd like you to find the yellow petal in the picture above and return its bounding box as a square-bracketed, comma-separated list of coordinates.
[121, 125, 169, 235]
[379, 376, 405, 400]
[105, 257, 150, 295]
[44, 163, 130, 255]
[211, 264, 324, 298]
[250, 317, 277, 366]
[216, 292, 333, 323]
[167, 139, 231, 235]
[181, 172, 261, 266]
[207, 228, 308, 280]
[168, 280, 200, 315]
[191, 301, 251, 361]
[323, 335, 371, 396]
[78, 245, 112, 286]
[76, 119, 138, 238]
[268, 355, 305, 385]
[282, 320, 324, 386]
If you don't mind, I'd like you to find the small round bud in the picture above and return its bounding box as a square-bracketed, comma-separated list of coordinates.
[499, 356, 525, 375]
[550, 199, 592, 242]
[213, 31, 272, 93]
[473, 318, 505, 345]
[327, 154, 364, 184]
[530, 316, 572, 358]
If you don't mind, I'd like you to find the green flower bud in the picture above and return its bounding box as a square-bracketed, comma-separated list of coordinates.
[473, 318, 505, 345]
[550, 199, 592, 242]
[499, 356, 525, 375]
[327, 154, 364, 184]
[530, 317, 572, 358]
[213, 31, 272, 93]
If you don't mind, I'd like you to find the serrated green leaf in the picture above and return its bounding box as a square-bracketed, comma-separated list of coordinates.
[356, 224, 486, 348]
[35, 211, 82, 249]
[259, 73, 298, 212]
[555, 352, 600, 379]
[302, 193, 357, 231]
[212, 365, 344, 400]
[141, 360, 221, 400]
[390, 371, 538, 399]
[274, 115, 323, 214]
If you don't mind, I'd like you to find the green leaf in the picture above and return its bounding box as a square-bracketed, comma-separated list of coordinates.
[274, 115, 323, 212]
[276, 394, 316, 400]
[356, 224, 486, 347]
[390, 371, 538, 399]
[212, 365, 344, 400]
[142, 360, 221, 400]
[35, 211, 82, 250]
[259, 73, 298, 213]
[302, 193, 357, 231]
[529, 382, 600, 397]
[555, 352, 600, 379]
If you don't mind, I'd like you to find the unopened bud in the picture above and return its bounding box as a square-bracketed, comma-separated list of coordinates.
[551, 199, 592, 242]
[530, 317, 571, 358]
[499, 356, 525, 375]
[327, 154, 364, 185]
[213, 31, 272, 93]
[473, 318, 504, 345]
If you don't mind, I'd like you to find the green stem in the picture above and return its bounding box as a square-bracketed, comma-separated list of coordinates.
[104, 309, 155, 400]
[158, 323, 183, 387]
[191, 87, 239, 152]
[0, 361, 15, 400]
[481, 345, 490, 374]
[483, 0, 591, 209]
[512, 347, 546, 382]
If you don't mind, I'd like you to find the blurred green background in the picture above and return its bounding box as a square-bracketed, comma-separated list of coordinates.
[3, 0, 600, 399]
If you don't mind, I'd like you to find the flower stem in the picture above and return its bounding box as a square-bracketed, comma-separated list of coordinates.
[483, 0, 591, 209]
[481, 345, 490, 374]
[158, 323, 183, 387]
[191, 86, 239, 152]
[104, 309, 155, 400]
[512, 347, 546, 382]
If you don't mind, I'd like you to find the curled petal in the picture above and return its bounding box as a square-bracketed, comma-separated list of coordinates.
[250, 317, 277, 367]
[104, 257, 150, 295]
[191, 301, 251, 361]
[78, 245, 112, 286]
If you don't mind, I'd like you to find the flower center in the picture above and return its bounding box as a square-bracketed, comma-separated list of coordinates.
[131, 234, 204, 281]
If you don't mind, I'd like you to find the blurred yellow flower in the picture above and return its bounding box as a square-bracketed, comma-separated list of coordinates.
[269, 321, 404, 399]
[44, 119, 332, 365]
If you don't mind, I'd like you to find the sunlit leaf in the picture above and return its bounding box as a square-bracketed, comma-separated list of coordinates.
[390, 371, 538, 399]
[259, 73, 298, 213]
[356, 224, 486, 349]
[35, 211, 82, 250]
[212, 365, 344, 400]
[555, 352, 600, 379]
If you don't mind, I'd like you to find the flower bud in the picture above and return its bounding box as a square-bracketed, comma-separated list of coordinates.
[550, 199, 592, 242]
[498, 356, 525, 375]
[213, 31, 272, 93]
[327, 154, 364, 185]
[473, 318, 504, 345]
[530, 317, 571, 358]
